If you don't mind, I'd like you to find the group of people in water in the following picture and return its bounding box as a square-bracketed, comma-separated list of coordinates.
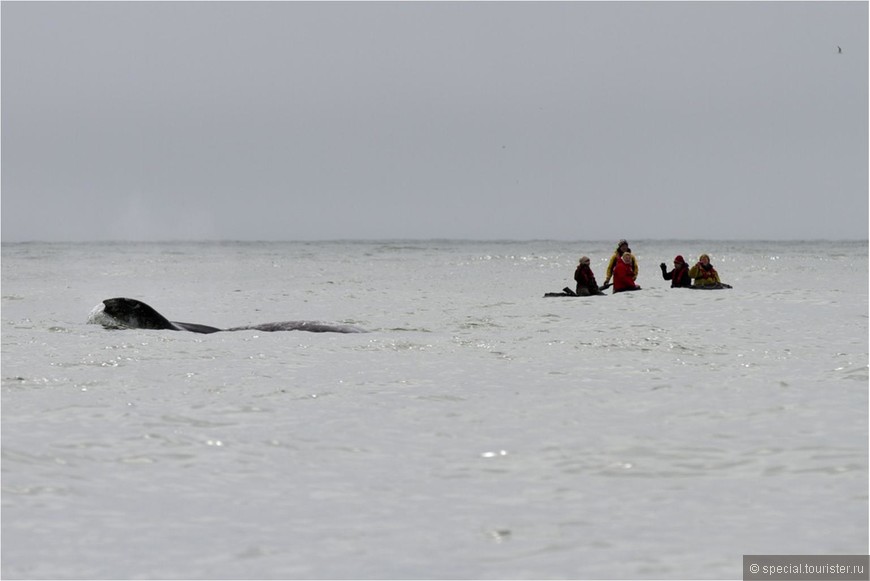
[570, 239, 728, 296]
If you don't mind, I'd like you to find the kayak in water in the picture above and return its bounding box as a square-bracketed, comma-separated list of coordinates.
[544, 285, 610, 298]
[544, 286, 607, 298]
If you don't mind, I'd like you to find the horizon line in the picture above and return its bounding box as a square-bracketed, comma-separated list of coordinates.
[2, 237, 868, 245]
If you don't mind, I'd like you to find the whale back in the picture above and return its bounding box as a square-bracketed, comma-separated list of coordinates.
[88, 297, 366, 334]
[227, 321, 367, 334]
[94, 297, 182, 331]
[170, 321, 223, 334]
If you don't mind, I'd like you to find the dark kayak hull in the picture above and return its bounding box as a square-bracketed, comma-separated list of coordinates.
[544, 287, 606, 297]
[545, 283, 733, 296]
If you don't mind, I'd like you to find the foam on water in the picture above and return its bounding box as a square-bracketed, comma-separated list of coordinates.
[85, 301, 119, 328]
[2, 240, 867, 579]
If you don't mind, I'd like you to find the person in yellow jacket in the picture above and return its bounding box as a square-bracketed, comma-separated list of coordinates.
[689, 254, 721, 287]
[602, 239, 638, 287]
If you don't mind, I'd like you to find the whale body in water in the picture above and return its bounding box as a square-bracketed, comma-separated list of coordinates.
[88, 297, 367, 334]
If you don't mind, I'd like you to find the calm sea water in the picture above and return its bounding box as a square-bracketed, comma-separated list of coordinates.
[2, 240, 867, 580]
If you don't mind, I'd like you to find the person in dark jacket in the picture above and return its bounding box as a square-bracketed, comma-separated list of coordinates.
[660, 255, 691, 288]
[574, 256, 605, 296]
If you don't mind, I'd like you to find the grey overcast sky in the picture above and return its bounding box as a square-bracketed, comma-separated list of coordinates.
[1, 1, 867, 242]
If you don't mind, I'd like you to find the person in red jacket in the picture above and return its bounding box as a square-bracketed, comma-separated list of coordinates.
[603, 239, 638, 287]
[612, 253, 641, 294]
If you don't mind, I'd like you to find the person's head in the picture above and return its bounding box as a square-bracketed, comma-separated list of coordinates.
[579, 256, 590, 266]
[674, 255, 685, 266]
[699, 254, 710, 265]
[617, 239, 629, 252]
[621, 252, 632, 264]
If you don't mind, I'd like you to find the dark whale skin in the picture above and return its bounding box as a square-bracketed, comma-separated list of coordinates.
[89, 298, 366, 334]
